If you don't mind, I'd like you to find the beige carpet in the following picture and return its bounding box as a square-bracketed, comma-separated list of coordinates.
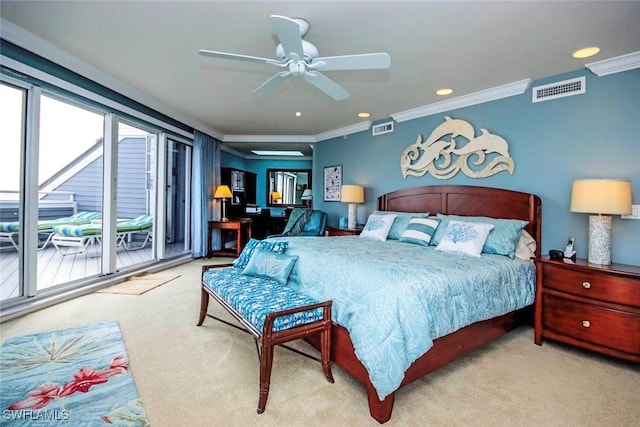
[96, 273, 181, 295]
[2, 258, 639, 427]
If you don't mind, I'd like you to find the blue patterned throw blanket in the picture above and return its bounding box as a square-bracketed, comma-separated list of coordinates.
[1, 321, 148, 426]
[277, 236, 536, 400]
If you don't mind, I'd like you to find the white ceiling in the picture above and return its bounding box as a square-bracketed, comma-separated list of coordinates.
[2, 1, 640, 157]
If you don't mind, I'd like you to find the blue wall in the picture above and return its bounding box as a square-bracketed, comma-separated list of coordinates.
[220, 151, 312, 215]
[314, 68, 640, 266]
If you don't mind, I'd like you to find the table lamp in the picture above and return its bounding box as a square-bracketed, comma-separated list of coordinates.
[570, 179, 632, 265]
[214, 185, 232, 222]
[271, 191, 282, 204]
[340, 185, 364, 229]
[301, 189, 313, 207]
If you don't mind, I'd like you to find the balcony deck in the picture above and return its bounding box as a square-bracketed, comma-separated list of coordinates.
[0, 241, 188, 301]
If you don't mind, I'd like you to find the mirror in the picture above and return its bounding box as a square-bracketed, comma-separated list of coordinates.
[267, 169, 311, 207]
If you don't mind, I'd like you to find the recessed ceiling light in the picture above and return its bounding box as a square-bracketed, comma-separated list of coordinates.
[357, 112, 371, 118]
[572, 46, 600, 59]
[436, 88, 453, 96]
[295, 111, 302, 117]
[251, 150, 304, 156]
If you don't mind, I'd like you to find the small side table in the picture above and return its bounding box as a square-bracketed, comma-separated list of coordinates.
[325, 225, 363, 236]
[207, 219, 252, 258]
[533, 256, 640, 363]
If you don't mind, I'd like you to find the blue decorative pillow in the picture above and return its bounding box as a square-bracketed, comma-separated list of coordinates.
[399, 217, 441, 246]
[373, 210, 429, 240]
[430, 214, 529, 258]
[435, 221, 495, 257]
[241, 248, 299, 285]
[359, 214, 397, 241]
[233, 238, 288, 269]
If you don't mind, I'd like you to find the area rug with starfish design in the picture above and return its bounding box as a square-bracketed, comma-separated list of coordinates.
[1, 321, 148, 426]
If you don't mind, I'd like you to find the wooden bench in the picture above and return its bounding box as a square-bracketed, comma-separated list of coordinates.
[198, 263, 334, 414]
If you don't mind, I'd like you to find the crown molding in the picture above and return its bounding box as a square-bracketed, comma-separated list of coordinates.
[391, 79, 531, 123]
[222, 134, 315, 143]
[223, 121, 371, 143]
[314, 121, 371, 142]
[586, 51, 640, 76]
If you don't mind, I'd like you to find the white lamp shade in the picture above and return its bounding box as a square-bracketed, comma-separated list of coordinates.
[570, 179, 632, 215]
[340, 185, 364, 204]
[214, 185, 232, 199]
[301, 189, 313, 200]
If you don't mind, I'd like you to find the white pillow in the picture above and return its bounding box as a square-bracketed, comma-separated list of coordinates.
[514, 229, 537, 260]
[435, 221, 495, 257]
[360, 214, 397, 241]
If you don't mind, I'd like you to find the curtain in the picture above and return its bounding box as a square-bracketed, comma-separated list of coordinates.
[191, 130, 221, 257]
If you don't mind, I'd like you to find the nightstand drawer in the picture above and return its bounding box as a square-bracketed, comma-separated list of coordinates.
[544, 264, 640, 307]
[543, 295, 640, 355]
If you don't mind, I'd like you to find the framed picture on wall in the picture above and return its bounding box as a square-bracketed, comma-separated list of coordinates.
[323, 165, 342, 201]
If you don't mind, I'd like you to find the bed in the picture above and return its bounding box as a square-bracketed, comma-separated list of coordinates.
[280, 185, 542, 423]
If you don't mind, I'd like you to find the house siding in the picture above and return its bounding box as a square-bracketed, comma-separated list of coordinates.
[42, 137, 149, 219]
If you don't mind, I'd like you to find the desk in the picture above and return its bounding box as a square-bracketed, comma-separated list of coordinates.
[207, 219, 252, 257]
[243, 214, 288, 239]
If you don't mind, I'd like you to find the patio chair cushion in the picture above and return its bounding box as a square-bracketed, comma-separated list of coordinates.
[52, 215, 152, 237]
[0, 222, 19, 232]
[116, 215, 153, 232]
[52, 223, 102, 237]
[0, 211, 101, 232]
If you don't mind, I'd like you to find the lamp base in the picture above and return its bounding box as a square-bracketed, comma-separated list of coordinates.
[347, 203, 357, 229]
[221, 200, 229, 222]
[588, 214, 612, 265]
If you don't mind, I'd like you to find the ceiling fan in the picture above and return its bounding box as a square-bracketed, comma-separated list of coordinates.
[199, 15, 391, 101]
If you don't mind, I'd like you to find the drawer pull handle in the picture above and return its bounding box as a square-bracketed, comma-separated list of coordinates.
[582, 281, 591, 289]
[582, 320, 591, 328]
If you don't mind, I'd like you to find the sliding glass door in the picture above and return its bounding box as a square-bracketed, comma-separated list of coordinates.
[166, 139, 191, 256]
[0, 82, 26, 301]
[37, 94, 105, 290]
[0, 76, 193, 309]
[115, 122, 156, 269]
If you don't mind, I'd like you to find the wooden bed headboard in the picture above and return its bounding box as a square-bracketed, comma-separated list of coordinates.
[378, 185, 542, 256]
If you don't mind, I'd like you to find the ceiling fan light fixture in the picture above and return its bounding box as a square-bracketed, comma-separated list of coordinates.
[436, 88, 453, 96]
[357, 112, 371, 118]
[572, 46, 600, 59]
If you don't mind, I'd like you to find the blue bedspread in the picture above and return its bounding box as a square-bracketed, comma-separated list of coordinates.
[277, 236, 536, 400]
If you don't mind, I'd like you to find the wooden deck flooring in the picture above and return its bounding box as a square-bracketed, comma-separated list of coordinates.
[0, 241, 188, 301]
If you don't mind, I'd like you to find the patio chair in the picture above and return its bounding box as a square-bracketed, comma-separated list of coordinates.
[51, 215, 153, 255]
[0, 211, 101, 251]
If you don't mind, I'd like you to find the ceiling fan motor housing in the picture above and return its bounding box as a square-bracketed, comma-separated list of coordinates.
[276, 40, 319, 63]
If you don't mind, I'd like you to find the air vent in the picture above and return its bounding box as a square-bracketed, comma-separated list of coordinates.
[372, 121, 394, 136]
[532, 77, 585, 103]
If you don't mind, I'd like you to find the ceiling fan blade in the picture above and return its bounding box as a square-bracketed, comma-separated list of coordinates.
[303, 71, 350, 101]
[310, 52, 391, 71]
[199, 49, 283, 67]
[270, 15, 305, 60]
[254, 71, 291, 94]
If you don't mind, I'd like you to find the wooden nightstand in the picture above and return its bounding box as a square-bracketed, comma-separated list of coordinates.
[325, 225, 363, 236]
[207, 219, 252, 258]
[534, 256, 640, 362]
